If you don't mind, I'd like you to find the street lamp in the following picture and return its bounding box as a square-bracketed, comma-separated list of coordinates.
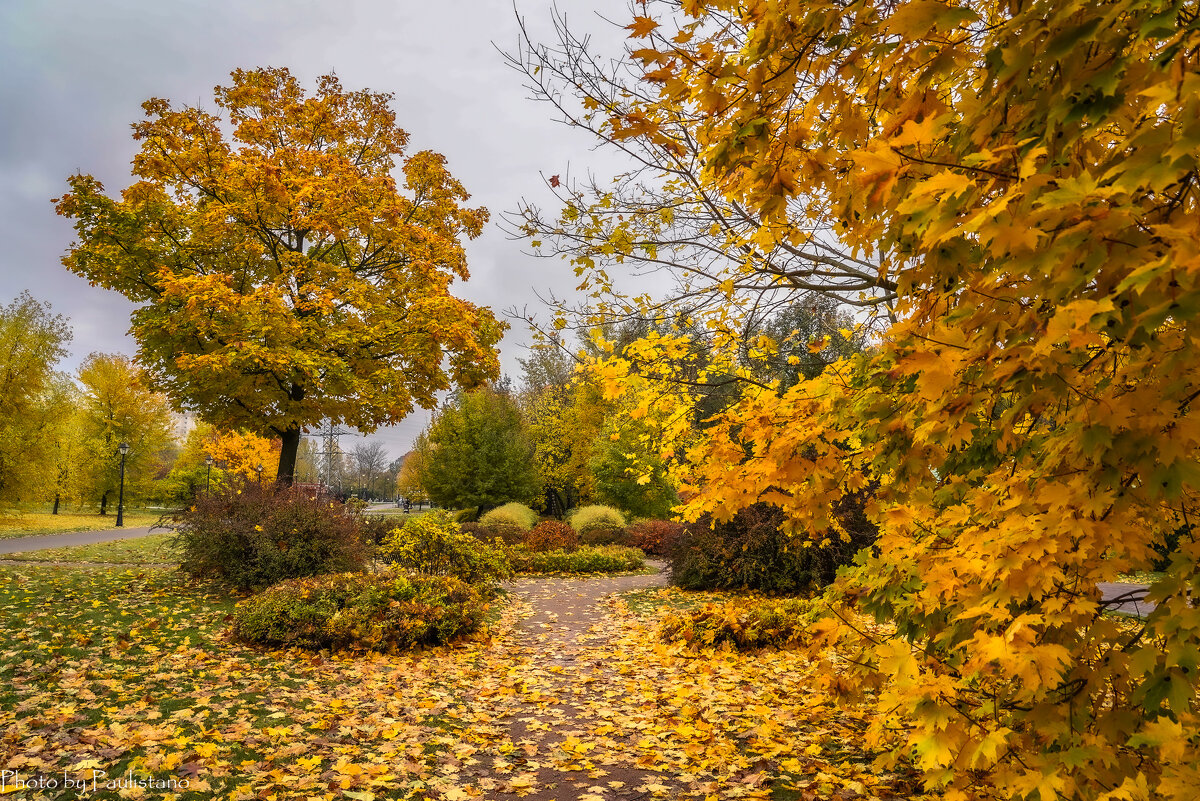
[204, 455, 214, 495]
[115, 442, 129, 528]
[255, 463, 264, 486]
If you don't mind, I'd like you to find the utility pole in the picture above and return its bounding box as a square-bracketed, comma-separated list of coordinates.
[314, 420, 348, 494]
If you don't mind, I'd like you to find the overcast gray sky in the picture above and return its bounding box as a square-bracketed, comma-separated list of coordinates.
[0, 0, 632, 461]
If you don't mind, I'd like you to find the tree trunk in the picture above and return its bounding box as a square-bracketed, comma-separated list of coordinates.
[53, 494, 60, 515]
[99, 490, 109, 515]
[277, 426, 301, 486]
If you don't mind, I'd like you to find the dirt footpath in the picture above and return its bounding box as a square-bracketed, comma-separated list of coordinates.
[472, 565, 687, 801]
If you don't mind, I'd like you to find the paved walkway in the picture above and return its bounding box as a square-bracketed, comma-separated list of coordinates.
[0, 525, 162, 555]
[1099, 582, 1156, 616]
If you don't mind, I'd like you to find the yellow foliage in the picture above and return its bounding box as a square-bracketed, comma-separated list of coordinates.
[578, 1, 1200, 797]
[56, 68, 503, 482]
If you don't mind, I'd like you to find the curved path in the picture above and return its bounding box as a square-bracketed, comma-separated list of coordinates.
[475, 565, 683, 801]
[0, 525, 160, 554]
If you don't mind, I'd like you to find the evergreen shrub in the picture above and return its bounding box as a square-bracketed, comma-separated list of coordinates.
[568, 505, 627, 545]
[479, 502, 538, 530]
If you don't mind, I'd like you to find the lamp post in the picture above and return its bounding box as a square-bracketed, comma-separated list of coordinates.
[115, 442, 129, 528]
[255, 463, 264, 486]
[204, 455, 214, 495]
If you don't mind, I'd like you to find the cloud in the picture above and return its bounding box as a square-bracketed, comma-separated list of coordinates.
[0, 0, 638, 455]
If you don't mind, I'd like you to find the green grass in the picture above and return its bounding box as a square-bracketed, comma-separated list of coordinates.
[0, 510, 166, 539]
[1115, 571, 1164, 585]
[0, 565, 495, 799]
[618, 586, 737, 616]
[3, 532, 179, 564]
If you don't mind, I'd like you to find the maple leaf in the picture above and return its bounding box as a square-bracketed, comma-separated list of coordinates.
[626, 16, 659, 37]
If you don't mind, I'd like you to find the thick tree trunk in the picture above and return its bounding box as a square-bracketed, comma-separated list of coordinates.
[52, 494, 60, 515]
[277, 426, 301, 487]
[99, 490, 109, 515]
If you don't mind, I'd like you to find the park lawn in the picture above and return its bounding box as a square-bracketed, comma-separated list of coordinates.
[0, 510, 165, 540]
[0, 565, 516, 800]
[0, 564, 920, 801]
[364, 507, 433, 517]
[2, 532, 180, 564]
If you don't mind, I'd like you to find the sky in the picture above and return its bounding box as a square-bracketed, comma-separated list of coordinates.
[0, 0, 635, 462]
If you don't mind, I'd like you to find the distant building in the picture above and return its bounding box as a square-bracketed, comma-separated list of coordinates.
[170, 411, 198, 443]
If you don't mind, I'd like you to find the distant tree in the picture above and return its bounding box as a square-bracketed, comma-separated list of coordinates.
[56, 67, 503, 484]
[164, 422, 279, 501]
[44, 377, 87, 513]
[0, 293, 73, 508]
[381, 454, 407, 499]
[350, 440, 390, 499]
[414, 388, 539, 514]
[394, 451, 428, 505]
[518, 341, 594, 514]
[77, 353, 174, 513]
[294, 438, 322, 486]
[517, 340, 576, 394]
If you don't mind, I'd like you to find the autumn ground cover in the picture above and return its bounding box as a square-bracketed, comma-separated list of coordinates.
[0, 511, 163, 540]
[0, 561, 925, 801]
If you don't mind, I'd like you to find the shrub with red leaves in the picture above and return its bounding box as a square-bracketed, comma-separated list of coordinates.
[627, 519, 684, 556]
[524, 520, 579, 552]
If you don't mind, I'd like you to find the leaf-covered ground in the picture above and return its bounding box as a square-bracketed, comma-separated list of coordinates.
[0, 564, 923, 800]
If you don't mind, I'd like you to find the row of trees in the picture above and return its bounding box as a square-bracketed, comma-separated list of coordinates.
[0, 292, 399, 511]
[405, 298, 861, 519]
[0, 293, 175, 512]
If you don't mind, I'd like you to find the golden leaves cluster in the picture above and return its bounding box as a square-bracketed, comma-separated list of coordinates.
[588, 1, 1200, 797]
[56, 68, 503, 448]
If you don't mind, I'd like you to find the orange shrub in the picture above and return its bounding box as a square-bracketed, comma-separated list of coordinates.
[627, 519, 684, 556]
[524, 520, 578, 552]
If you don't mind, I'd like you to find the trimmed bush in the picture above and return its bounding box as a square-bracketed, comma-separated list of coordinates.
[508, 544, 644, 574]
[627, 520, 684, 557]
[670, 501, 876, 595]
[658, 597, 819, 651]
[379, 511, 511, 587]
[451, 508, 478, 524]
[171, 485, 368, 591]
[524, 520, 579, 552]
[232, 570, 487, 652]
[473, 522, 525, 545]
[359, 515, 400, 547]
[479, 502, 538, 530]
[568, 504, 627, 545]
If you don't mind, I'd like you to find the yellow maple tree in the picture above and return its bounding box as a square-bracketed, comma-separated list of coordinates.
[534, 1, 1200, 797]
[56, 68, 503, 484]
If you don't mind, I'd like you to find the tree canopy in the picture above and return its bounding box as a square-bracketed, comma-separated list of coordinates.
[413, 388, 539, 515]
[0, 293, 72, 507]
[524, 1, 1200, 797]
[77, 353, 174, 513]
[56, 67, 504, 483]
